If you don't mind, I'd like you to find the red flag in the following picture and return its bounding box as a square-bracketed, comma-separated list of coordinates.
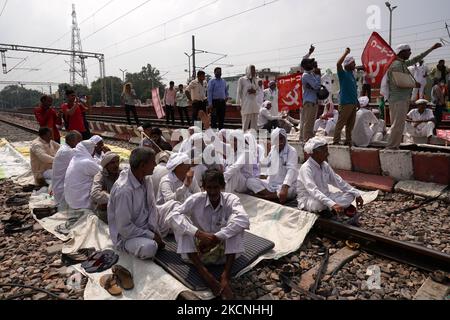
[152, 88, 165, 119]
[277, 73, 303, 111]
[361, 32, 396, 87]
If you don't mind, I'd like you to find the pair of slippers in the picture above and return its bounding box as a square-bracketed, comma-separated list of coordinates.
[5, 195, 29, 207]
[61, 248, 96, 266]
[100, 265, 134, 296]
[33, 206, 57, 219]
[4, 218, 33, 234]
[81, 250, 119, 273]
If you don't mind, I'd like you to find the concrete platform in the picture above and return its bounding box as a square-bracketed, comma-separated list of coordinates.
[335, 169, 395, 192]
[394, 180, 448, 199]
[412, 152, 450, 185]
[379, 149, 414, 181]
[351, 147, 381, 175]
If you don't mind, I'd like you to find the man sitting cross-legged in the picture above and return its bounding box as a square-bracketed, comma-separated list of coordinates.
[297, 137, 364, 216]
[108, 147, 173, 259]
[246, 128, 298, 204]
[156, 152, 200, 205]
[167, 169, 250, 300]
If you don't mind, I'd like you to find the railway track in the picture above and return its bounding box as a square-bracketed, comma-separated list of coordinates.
[1, 117, 449, 300]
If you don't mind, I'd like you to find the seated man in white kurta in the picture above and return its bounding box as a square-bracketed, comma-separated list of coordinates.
[246, 128, 298, 204]
[64, 140, 101, 210]
[167, 168, 250, 300]
[156, 152, 200, 205]
[108, 148, 174, 260]
[405, 99, 435, 144]
[314, 104, 339, 136]
[352, 96, 380, 147]
[223, 131, 262, 194]
[297, 137, 364, 216]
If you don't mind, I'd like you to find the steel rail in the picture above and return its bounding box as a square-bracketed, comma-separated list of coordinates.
[314, 217, 450, 273]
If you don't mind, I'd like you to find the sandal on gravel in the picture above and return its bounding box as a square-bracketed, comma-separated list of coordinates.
[33, 206, 57, 220]
[61, 248, 96, 266]
[5, 195, 29, 207]
[100, 274, 122, 296]
[4, 220, 33, 234]
[81, 250, 119, 273]
[112, 265, 134, 290]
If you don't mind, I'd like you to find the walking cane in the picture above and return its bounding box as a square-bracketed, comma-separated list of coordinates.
[137, 127, 164, 153]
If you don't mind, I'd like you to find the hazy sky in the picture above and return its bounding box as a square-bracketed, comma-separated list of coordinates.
[1, 0, 450, 92]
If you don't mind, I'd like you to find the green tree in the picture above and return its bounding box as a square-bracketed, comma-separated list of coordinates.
[90, 76, 123, 106]
[54, 83, 90, 106]
[125, 64, 165, 102]
[0, 85, 42, 109]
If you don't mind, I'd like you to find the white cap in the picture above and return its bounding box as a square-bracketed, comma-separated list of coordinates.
[343, 56, 355, 67]
[358, 96, 370, 107]
[395, 44, 411, 55]
[304, 137, 328, 154]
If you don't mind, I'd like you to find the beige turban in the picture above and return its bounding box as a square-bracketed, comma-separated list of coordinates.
[100, 151, 119, 168]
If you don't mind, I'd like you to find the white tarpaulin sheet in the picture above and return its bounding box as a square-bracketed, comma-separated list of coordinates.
[236, 189, 378, 276]
[29, 187, 377, 300]
[0, 139, 32, 180]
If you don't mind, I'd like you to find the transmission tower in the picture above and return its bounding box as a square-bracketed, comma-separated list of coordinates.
[70, 4, 88, 86]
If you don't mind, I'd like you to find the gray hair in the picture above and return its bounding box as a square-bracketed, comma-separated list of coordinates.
[130, 147, 155, 170]
[65, 130, 82, 145]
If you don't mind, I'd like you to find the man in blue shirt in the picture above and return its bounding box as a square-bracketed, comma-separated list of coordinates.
[301, 58, 322, 143]
[334, 48, 359, 146]
[208, 67, 229, 129]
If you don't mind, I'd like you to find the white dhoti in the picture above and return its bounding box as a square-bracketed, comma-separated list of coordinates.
[411, 82, 426, 101]
[175, 227, 245, 261]
[405, 121, 435, 138]
[371, 132, 384, 142]
[124, 237, 159, 260]
[314, 119, 336, 136]
[298, 191, 355, 213]
[224, 171, 248, 193]
[242, 113, 258, 131]
[246, 178, 297, 200]
[123, 200, 179, 259]
[43, 169, 52, 180]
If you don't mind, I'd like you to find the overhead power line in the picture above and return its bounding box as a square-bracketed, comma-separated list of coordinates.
[82, 0, 154, 41]
[0, 0, 8, 17]
[107, 0, 281, 60]
[100, 0, 219, 51]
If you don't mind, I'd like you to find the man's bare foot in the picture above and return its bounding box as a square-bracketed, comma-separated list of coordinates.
[220, 275, 234, 300]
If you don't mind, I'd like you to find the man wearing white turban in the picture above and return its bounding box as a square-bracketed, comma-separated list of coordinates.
[89, 135, 110, 164]
[334, 48, 359, 146]
[314, 103, 338, 136]
[223, 131, 263, 194]
[90, 152, 121, 223]
[297, 137, 364, 215]
[351, 96, 380, 147]
[386, 42, 442, 149]
[258, 101, 282, 132]
[64, 140, 102, 210]
[247, 128, 298, 204]
[157, 152, 200, 205]
[237, 65, 261, 131]
[404, 99, 435, 144]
